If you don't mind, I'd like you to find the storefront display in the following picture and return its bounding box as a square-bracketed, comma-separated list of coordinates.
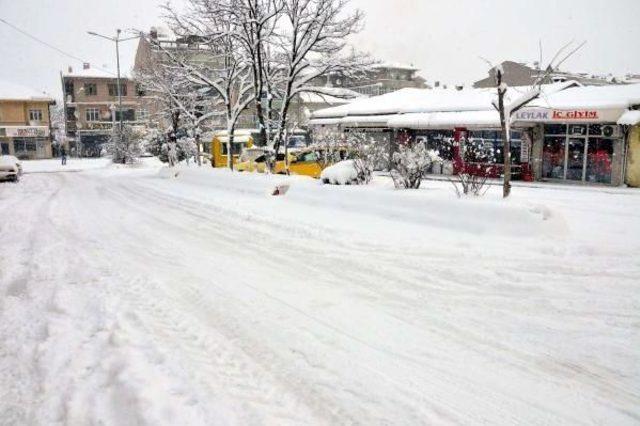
[542, 124, 619, 184]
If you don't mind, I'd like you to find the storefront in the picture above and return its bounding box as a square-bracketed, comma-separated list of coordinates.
[0, 126, 52, 160]
[309, 82, 640, 187]
[539, 123, 622, 184]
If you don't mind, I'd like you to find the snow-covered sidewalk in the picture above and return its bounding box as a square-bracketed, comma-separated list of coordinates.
[1, 164, 639, 425]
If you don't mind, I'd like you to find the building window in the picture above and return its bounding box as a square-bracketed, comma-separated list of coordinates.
[86, 108, 100, 122]
[108, 83, 128, 97]
[137, 109, 149, 121]
[29, 109, 43, 122]
[115, 109, 136, 122]
[84, 83, 97, 96]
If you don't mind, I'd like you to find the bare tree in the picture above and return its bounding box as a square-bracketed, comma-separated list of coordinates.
[227, 0, 284, 146]
[270, 0, 368, 154]
[160, 0, 256, 170]
[134, 56, 222, 166]
[483, 40, 585, 198]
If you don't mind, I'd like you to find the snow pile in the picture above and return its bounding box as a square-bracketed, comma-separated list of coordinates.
[320, 160, 360, 185]
[21, 158, 111, 173]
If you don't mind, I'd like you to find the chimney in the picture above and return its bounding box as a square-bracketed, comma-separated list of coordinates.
[68, 66, 73, 73]
[83, 62, 90, 70]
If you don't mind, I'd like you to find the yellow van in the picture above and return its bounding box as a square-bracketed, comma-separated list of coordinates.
[275, 147, 351, 178]
[211, 130, 255, 168]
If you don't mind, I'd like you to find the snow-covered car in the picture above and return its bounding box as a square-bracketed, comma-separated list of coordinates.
[320, 159, 370, 185]
[0, 155, 22, 182]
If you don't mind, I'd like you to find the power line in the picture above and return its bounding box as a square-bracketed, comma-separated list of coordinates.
[0, 16, 115, 75]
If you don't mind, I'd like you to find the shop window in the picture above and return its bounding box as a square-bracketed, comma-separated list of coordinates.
[586, 139, 613, 184]
[588, 124, 602, 136]
[542, 136, 565, 179]
[84, 83, 97, 96]
[415, 132, 454, 161]
[13, 139, 37, 155]
[86, 108, 100, 122]
[1, 143, 9, 155]
[544, 124, 566, 135]
[29, 109, 43, 122]
[568, 125, 587, 137]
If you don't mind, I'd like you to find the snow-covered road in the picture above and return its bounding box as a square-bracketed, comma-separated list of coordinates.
[1, 161, 639, 425]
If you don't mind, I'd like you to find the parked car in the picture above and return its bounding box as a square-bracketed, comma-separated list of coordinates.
[237, 152, 287, 173]
[0, 155, 22, 182]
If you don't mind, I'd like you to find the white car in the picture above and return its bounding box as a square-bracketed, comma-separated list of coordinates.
[0, 155, 23, 182]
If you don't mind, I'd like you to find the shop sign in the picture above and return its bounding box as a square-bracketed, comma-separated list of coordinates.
[514, 109, 551, 121]
[3, 127, 50, 138]
[514, 108, 600, 122]
[551, 110, 598, 120]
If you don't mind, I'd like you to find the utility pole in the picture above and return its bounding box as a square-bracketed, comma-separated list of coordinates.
[87, 29, 140, 163]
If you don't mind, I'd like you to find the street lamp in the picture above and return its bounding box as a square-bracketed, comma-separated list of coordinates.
[87, 30, 140, 153]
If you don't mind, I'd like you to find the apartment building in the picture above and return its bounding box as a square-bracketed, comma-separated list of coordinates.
[62, 64, 147, 157]
[313, 62, 429, 97]
[473, 60, 624, 88]
[0, 80, 55, 159]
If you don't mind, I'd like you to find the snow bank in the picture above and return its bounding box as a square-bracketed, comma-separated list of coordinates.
[151, 167, 565, 240]
[21, 158, 111, 173]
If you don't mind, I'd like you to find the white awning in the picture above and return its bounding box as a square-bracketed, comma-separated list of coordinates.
[388, 111, 501, 129]
[340, 115, 396, 127]
[308, 115, 397, 127]
[308, 118, 343, 126]
[617, 110, 640, 126]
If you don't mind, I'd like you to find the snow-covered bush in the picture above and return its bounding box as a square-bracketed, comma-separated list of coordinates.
[390, 141, 440, 189]
[450, 173, 490, 197]
[311, 129, 384, 184]
[449, 138, 492, 197]
[177, 136, 198, 165]
[106, 125, 144, 164]
[321, 159, 369, 185]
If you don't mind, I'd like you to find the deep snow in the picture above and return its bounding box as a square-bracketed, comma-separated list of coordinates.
[1, 159, 639, 425]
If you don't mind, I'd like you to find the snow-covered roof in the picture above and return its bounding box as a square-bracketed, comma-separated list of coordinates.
[62, 67, 127, 79]
[0, 80, 55, 102]
[312, 81, 578, 119]
[617, 110, 640, 126]
[372, 62, 420, 72]
[528, 84, 640, 110]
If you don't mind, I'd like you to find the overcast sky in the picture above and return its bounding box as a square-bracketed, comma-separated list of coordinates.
[2, 0, 640, 98]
